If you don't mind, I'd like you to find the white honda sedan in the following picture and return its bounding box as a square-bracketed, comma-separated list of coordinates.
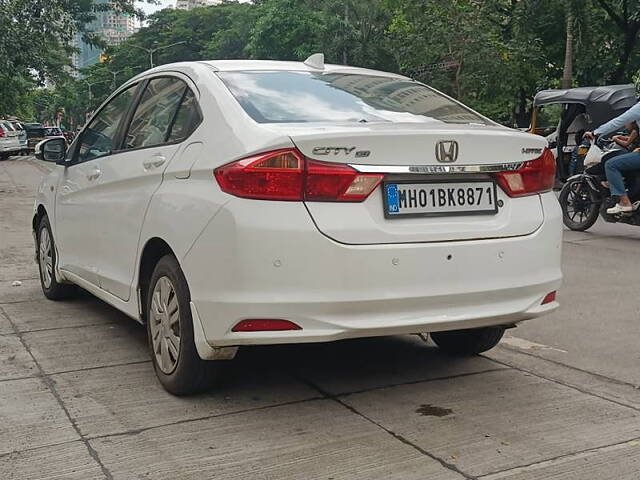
[33, 55, 561, 395]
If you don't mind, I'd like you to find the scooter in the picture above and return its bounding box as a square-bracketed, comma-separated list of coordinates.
[559, 137, 640, 231]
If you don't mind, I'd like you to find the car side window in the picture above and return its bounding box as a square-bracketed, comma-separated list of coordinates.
[166, 89, 202, 143]
[124, 77, 186, 150]
[77, 84, 138, 163]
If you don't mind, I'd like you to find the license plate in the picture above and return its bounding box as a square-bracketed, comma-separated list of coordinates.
[384, 181, 498, 217]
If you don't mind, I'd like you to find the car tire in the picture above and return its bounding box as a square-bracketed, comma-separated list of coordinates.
[37, 216, 77, 300]
[146, 254, 219, 395]
[431, 327, 505, 355]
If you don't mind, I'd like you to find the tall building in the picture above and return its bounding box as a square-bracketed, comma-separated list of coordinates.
[71, 0, 136, 74]
[175, 0, 222, 10]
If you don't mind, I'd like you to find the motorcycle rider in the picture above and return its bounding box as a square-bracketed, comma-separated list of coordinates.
[585, 76, 640, 214]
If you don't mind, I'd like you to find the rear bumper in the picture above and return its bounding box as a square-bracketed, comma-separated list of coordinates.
[183, 192, 562, 347]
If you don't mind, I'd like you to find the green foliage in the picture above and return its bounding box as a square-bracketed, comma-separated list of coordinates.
[4, 0, 640, 126]
[247, 0, 329, 60]
[0, 0, 149, 118]
[205, 3, 258, 58]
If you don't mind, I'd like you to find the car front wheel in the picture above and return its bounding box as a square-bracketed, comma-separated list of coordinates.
[146, 254, 219, 395]
[431, 326, 505, 355]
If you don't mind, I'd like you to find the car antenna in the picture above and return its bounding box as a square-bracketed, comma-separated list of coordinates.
[304, 53, 325, 70]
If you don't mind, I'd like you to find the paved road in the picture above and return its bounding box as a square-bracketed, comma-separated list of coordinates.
[1, 156, 640, 479]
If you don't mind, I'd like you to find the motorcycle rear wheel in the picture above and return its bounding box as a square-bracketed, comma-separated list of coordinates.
[559, 178, 600, 231]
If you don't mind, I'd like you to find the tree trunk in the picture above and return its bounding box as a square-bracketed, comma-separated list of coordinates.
[562, 8, 574, 89]
[342, 4, 349, 65]
[610, 25, 640, 83]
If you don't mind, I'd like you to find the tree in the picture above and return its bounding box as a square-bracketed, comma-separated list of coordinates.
[562, 8, 575, 89]
[385, 0, 523, 121]
[9, 0, 640, 127]
[205, 3, 258, 59]
[246, 0, 330, 60]
[0, 0, 148, 117]
[594, 0, 640, 82]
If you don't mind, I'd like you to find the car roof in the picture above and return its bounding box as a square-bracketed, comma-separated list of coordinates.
[142, 59, 409, 80]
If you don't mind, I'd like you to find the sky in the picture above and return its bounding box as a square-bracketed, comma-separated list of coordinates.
[136, 0, 251, 16]
[136, 0, 174, 16]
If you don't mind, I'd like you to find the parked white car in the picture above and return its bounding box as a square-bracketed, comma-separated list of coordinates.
[0, 120, 22, 159]
[33, 56, 562, 395]
[9, 121, 28, 154]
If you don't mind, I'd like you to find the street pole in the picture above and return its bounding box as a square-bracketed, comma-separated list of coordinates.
[343, 4, 348, 65]
[107, 66, 143, 90]
[131, 41, 187, 69]
[83, 79, 110, 123]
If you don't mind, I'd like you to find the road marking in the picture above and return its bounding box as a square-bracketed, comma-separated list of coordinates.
[501, 335, 567, 353]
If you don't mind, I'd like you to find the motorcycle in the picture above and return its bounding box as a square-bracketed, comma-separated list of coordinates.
[559, 136, 640, 231]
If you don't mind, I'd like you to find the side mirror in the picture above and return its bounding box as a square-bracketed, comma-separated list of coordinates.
[35, 137, 67, 164]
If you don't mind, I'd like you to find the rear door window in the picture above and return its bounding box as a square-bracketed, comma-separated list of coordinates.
[166, 89, 201, 143]
[123, 77, 186, 150]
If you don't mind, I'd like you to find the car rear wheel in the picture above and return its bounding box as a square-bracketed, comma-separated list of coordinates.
[431, 327, 505, 355]
[146, 254, 220, 395]
[37, 216, 77, 300]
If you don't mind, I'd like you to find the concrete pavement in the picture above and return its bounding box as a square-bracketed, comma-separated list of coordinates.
[2, 156, 640, 479]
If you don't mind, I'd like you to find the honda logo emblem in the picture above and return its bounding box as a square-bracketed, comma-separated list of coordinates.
[435, 140, 459, 163]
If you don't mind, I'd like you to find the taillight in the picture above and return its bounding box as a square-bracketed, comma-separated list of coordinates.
[493, 148, 556, 197]
[0, 129, 5, 138]
[214, 148, 383, 202]
[214, 149, 303, 201]
[306, 159, 383, 201]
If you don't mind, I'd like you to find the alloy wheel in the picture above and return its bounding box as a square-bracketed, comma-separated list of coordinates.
[149, 276, 181, 374]
[565, 181, 596, 224]
[39, 227, 53, 288]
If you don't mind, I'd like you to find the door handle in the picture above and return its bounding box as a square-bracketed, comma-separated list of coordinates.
[86, 168, 101, 181]
[143, 155, 166, 170]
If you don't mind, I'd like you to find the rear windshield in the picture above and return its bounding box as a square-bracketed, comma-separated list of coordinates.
[217, 71, 489, 125]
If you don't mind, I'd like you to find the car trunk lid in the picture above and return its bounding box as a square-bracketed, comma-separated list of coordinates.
[272, 122, 548, 244]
